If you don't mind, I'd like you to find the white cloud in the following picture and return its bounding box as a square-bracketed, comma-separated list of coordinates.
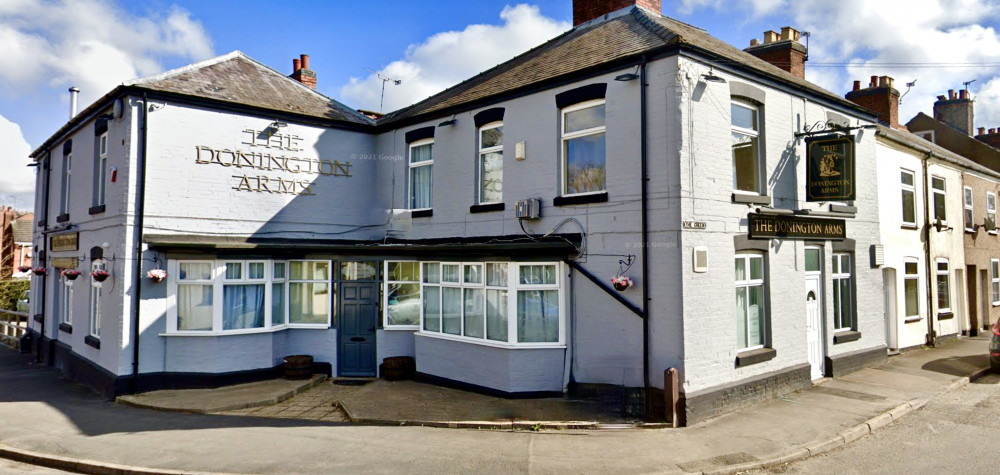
[0, 0, 213, 109]
[339, 4, 570, 113]
[0, 113, 36, 210]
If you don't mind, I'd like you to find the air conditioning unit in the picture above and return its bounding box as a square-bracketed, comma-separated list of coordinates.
[515, 198, 541, 219]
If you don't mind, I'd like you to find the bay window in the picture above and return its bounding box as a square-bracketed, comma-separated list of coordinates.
[387, 261, 564, 346]
[222, 261, 266, 330]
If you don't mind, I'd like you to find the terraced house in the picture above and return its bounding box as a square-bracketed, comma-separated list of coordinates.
[26, 0, 892, 424]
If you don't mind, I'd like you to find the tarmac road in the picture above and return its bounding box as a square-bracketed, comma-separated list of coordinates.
[756, 373, 1000, 474]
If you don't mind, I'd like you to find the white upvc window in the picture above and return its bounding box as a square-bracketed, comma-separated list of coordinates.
[832, 253, 854, 331]
[931, 176, 946, 224]
[167, 259, 330, 334]
[89, 260, 105, 338]
[59, 274, 73, 326]
[60, 152, 72, 215]
[561, 99, 606, 196]
[409, 139, 433, 210]
[904, 260, 921, 320]
[992, 259, 1000, 306]
[385, 261, 421, 328]
[964, 186, 975, 232]
[987, 192, 997, 233]
[734, 253, 766, 350]
[95, 132, 108, 207]
[900, 169, 916, 227]
[936, 259, 951, 313]
[478, 122, 503, 204]
[731, 100, 763, 194]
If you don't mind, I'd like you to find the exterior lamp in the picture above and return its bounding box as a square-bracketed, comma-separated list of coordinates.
[701, 68, 726, 83]
[265, 120, 288, 136]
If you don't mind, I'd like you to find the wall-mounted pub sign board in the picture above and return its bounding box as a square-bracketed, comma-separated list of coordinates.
[50, 232, 79, 251]
[806, 134, 855, 201]
[748, 214, 846, 241]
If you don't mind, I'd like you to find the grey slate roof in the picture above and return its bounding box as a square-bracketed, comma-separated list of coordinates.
[11, 216, 32, 243]
[379, 6, 874, 125]
[877, 124, 1000, 179]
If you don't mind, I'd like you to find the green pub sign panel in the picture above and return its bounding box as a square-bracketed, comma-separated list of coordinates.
[748, 214, 846, 241]
[806, 134, 855, 201]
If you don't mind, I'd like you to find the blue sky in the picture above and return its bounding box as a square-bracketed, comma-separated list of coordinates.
[2, 0, 1000, 209]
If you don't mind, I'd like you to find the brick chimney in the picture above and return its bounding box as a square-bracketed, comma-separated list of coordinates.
[975, 126, 1000, 149]
[933, 89, 974, 135]
[573, 0, 662, 26]
[290, 54, 316, 90]
[844, 75, 900, 129]
[744, 26, 807, 79]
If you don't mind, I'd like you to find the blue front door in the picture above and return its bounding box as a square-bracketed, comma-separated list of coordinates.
[337, 282, 378, 376]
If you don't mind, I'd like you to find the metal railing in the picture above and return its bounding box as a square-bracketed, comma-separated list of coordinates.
[0, 309, 28, 350]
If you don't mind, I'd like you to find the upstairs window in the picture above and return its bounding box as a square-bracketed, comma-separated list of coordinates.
[60, 153, 72, 216]
[987, 192, 997, 233]
[931, 176, 946, 224]
[900, 169, 916, 227]
[561, 100, 606, 195]
[964, 186, 974, 231]
[409, 139, 433, 210]
[95, 133, 108, 207]
[478, 122, 503, 204]
[731, 100, 763, 194]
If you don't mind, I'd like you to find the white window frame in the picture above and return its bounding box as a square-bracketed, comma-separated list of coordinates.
[165, 259, 330, 335]
[904, 259, 921, 320]
[478, 121, 503, 205]
[59, 274, 73, 326]
[89, 259, 105, 338]
[561, 99, 606, 197]
[931, 176, 946, 225]
[731, 100, 763, 195]
[832, 253, 854, 331]
[60, 152, 72, 215]
[734, 253, 767, 350]
[96, 132, 108, 207]
[992, 259, 1000, 306]
[987, 192, 997, 234]
[408, 138, 433, 210]
[964, 186, 975, 232]
[900, 169, 917, 228]
[384, 261, 422, 330]
[936, 258, 951, 313]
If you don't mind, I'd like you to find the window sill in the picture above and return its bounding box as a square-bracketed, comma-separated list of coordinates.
[159, 324, 329, 337]
[416, 330, 565, 350]
[37, 220, 46, 228]
[735, 347, 776, 367]
[989, 231, 998, 236]
[384, 325, 420, 331]
[84, 335, 100, 349]
[901, 224, 918, 230]
[731, 193, 771, 205]
[411, 209, 433, 218]
[938, 311, 955, 320]
[88, 205, 106, 215]
[58, 323, 72, 334]
[904, 316, 922, 323]
[33, 314, 43, 323]
[965, 228, 976, 233]
[56, 214, 70, 223]
[470, 203, 505, 214]
[553, 192, 608, 206]
[829, 204, 857, 214]
[833, 330, 861, 344]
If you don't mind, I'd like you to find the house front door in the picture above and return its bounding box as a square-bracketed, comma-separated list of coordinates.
[805, 274, 824, 379]
[337, 282, 379, 377]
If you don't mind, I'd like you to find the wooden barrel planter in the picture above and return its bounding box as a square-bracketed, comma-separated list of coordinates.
[380, 356, 415, 381]
[283, 355, 313, 380]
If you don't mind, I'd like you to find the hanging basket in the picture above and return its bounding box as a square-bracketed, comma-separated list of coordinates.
[611, 275, 633, 291]
[91, 270, 111, 282]
[147, 269, 167, 283]
[17, 265, 31, 273]
[31, 267, 47, 276]
[61, 269, 82, 281]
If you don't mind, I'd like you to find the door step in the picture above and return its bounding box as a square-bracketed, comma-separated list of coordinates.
[333, 377, 376, 386]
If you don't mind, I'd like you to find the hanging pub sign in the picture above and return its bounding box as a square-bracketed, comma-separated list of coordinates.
[806, 134, 855, 201]
[748, 213, 846, 241]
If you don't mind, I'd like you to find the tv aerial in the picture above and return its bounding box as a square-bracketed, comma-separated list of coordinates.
[365, 68, 402, 113]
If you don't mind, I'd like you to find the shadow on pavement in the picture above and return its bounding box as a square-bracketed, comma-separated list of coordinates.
[920, 354, 989, 377]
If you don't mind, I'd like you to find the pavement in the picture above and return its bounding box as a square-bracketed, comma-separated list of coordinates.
[0, 335, 994, 474]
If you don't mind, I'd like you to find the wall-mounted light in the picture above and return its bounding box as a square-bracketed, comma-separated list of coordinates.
[265, 120, 288, 136]
[701, 68, 726, 83]
[438, 118, 457, 127]
[615, 66, 640, 82]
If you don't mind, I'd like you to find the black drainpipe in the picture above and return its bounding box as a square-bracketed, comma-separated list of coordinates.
[36, 152, 52, 363]
[129, 93, 149, 393]
[922, 152, 936, 346]
[639, 54, 650, 391]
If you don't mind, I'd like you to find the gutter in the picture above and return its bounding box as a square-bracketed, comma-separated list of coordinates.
[129, 93, 149, 392]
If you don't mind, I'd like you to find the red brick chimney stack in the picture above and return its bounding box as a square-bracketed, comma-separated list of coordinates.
[975, 126, 1000, 149]
[744, 26, 808, 79]
[290, 53, 317, 90]
[934, 88, 974, 135]
[844, 75, 901, 129]
[573, 0, 662, 26]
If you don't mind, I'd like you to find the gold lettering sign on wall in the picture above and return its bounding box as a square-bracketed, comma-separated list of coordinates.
[51, 257, 79, 269]
[193, 127, 352, 196]
[806, 134, 855, 201]
[748, 214, 846, 241]
[50, 232, 79, 251]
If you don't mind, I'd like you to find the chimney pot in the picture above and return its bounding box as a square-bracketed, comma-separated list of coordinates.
[949, 89, 956, 100]
[293, 58, 301, 72]
[937, 95, 947, 101]
[68, 87, 80, 120]
[960, 89, 969, 99]
[750, 38, 759, 46]
[780, 26, 799, 42]
[300, 54, 310, 70]
[853, 80, 861, 91]
[870, 76, 878, 88]
[991, 128, 997, 135]
[763, 30, 779, 44]
[978, 127, 986, 135]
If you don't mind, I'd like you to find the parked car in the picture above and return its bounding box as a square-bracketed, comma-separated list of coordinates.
[16, 290, 29, 314]
[991, 317, 1000, 373]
